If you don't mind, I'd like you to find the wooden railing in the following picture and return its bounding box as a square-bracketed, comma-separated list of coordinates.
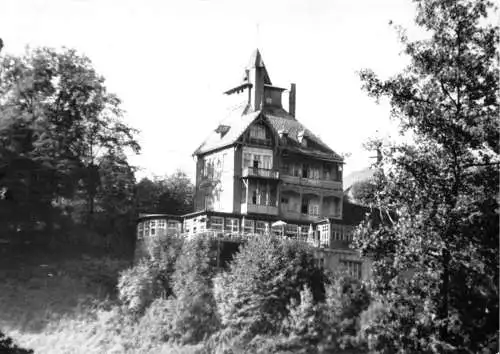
[242, 167, 280, 179]
[183, 229, 323, 248]
[281, 174, 342, 191]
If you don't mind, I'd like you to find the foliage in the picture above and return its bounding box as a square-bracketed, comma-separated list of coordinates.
[164, 237, 219, 344]
[319, 273, 371, 352]
[284, 286, 322, 347]
[0, 46, 139, 249]
[349, 178, 378, 205]
[213, 236, 324, 340]
[117, 260, 158, 314]
[135, 170, 194, 215]
[0, 331, 33, 354]
[356, 0, 499, 352]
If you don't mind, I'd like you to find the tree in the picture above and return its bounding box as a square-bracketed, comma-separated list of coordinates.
[135, 170, 194, 215]
[0, 47, 140, 233]
[213, 237, 324, 340]
[356, 0, 498, 352]
[165, 237, 219, 344]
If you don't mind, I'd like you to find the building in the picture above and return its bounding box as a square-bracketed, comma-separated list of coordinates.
[136, 50, 373, 280]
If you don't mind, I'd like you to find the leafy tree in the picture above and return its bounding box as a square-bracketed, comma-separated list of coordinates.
[165, 237, 219, 344]
[0, 47, 139, 234]
[213, 237, 324, 340]
[284, 285, 322, 346]
[356, 0, 499, 352]
[319, 273, 371, 352]
[136, 170, 194, 215]
[348, 178, 378, 205]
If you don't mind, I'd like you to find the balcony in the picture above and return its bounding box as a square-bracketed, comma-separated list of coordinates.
[281, 174, 342, 191]
[242, 167, 280, 180]
[241, 202, 279, 215]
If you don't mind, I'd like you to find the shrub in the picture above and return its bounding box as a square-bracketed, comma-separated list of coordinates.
[167, 237, 220, 344]
[319, 273, 371, 352]
[214, 237, 324, 340]
[284, 286, 322, 345]
[117, 259, 158, 314]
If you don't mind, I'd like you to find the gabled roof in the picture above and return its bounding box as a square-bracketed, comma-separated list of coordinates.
[193, 104, 343, 162]
[193, 103, 259, 155]
[263, 106, 343, 161]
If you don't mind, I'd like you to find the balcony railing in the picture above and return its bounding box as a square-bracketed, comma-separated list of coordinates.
[281, 174, 342, 191]
[242, 167, 280, 179]
[241, 201, 279, 215]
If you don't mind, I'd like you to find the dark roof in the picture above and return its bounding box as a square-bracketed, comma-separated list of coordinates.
[193, 105, 343, 162]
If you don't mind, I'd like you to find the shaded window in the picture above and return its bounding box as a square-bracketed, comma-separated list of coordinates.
[302, 164, 309, 178]
[301, 199, 308, 214]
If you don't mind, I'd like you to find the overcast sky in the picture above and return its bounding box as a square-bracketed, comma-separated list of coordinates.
[1, 0, 422, 181]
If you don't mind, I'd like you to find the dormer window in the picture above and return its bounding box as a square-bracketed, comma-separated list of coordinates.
[215, 124, 230, 138]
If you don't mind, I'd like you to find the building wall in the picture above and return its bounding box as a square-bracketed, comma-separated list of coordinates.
[195, 147, 235, 213]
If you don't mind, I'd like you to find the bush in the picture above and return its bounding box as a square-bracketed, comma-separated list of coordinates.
[284, 286, 322, 345]
[214, 237, 324, 340]
[319, 273, 371, 352]
[167, 237, 220, 344]
[117, 259, 158, 314]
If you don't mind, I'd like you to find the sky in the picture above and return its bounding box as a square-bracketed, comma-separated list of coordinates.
[1, 0, 422, 181]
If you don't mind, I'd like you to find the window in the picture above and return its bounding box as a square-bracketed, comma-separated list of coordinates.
[243, 219, 254, 234]
[250, 125, 267, 140]
[167, 221, 180, 234]
[211, 216, 223, 231]
[262, 155, 271, 169]
[281, 197, 289, 204]
[255, 221, 267, 235]
[319, 224, 330, 247]
[301, 199, 308, 214]
[281, 162, 289, 174]
[243, 153, 252, 168]
[323, 163, 331, 180]
[137, 222, 144, 239]
[333, 164, 343, 181]
[271, 224, 282, 237]
[184, 219, 192, 234]
[253, 156, 260, 168]
[302, 164, 309, 178]
[341, 260, 362, 280]
[300, 225, 310, 239]
[332, 224, 342, 241]
[309, 204, 319, 217]
[285, 224, 298, 238]
[157, 219, 166, 229]
[225, 218, 239, 234]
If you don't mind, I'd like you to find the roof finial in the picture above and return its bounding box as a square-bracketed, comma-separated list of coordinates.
[255, 22, 260, 51]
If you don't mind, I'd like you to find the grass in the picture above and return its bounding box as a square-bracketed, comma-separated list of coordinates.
[0, 249, 202, 353]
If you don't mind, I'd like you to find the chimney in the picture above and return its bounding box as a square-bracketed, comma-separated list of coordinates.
[289, 83, 296, 117]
